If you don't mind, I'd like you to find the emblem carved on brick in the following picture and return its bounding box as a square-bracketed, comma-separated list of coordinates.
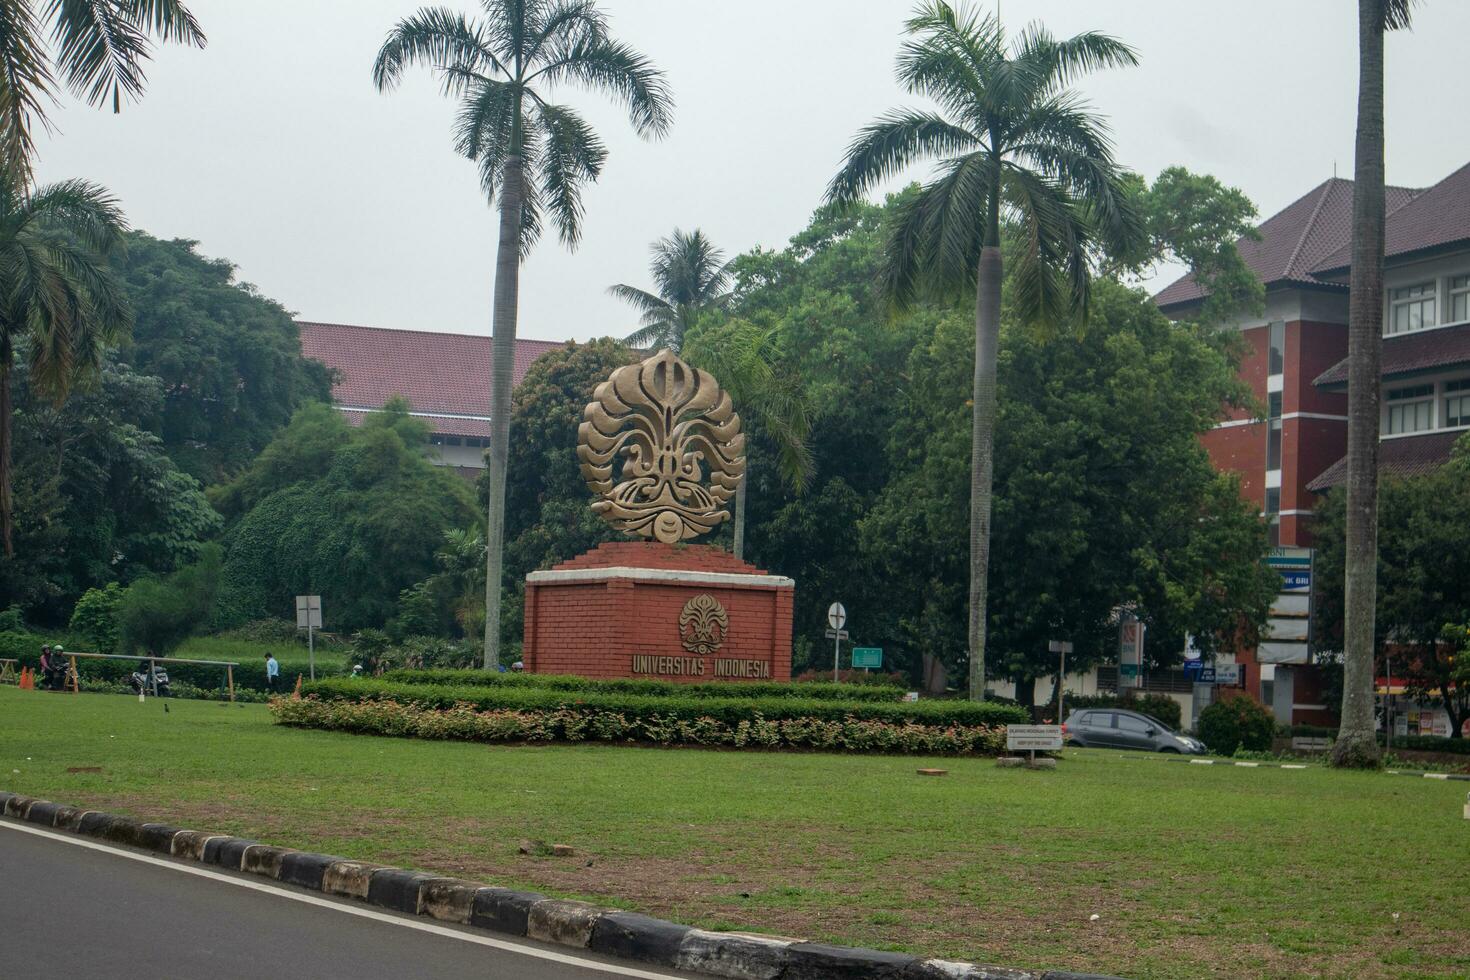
[577, 349, 745, 544]
[678, 594, 728, 655]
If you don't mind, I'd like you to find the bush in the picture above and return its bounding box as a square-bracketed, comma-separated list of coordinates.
[117, 545, 223, 655]
[69, 584, 126, 654]
[1197, 696, 1275, 755]
[793, 669, 909, 688]
[1387, 734, 1470, 755]
[1060, 693, 1183, 731]
[219, 618, 300, 644]
[302, 677, 1029, 729]
[0, 605, 24, 632]
[379, 669, 909, 703]
[272, 696, 1011, 756]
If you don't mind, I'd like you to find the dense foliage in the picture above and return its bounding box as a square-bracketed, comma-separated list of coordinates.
[213, 402, 479, 631]
[116, 544, 223, 655]
[379, 668, 908, 702]
[112, 233, 333, 483]
[1312, 437, 1470, 738]
[1196, 696, 1275, 755]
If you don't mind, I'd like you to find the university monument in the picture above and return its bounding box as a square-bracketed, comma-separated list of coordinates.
[520, 349, 795, 681]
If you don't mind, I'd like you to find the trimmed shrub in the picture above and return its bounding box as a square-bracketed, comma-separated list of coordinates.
[302, 677, 1029, 729]
[378, 669, 908, 703]
[272, 696, 1010, 756]
[117, 545, 223, 656]
[1197, 697, 1275, 755]
[793, 669, 909, 688]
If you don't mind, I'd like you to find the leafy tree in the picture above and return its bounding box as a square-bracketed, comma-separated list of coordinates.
[827, 1, 1143, 699]
[1196, 695, 1275, 755]
[0, 351, 219, 622]
[213, 401, 479, 631]
[373, 0, 672, 667]
[1337, 0, 1418, 768]
[1121, 166, 1264, 325]
[113, 232, 333, 482]
[1313, 438, 1470, 739]
[0, 0, 204, 182]
[0, 175, 131, 555]
[611, 228, 732, 351]
[117, 543, 223, 656]
[861, 279, 1275, 697]
[68, 582, 125, 653]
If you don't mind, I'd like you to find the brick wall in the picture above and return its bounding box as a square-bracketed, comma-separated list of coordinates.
[523, 544, 794, 682]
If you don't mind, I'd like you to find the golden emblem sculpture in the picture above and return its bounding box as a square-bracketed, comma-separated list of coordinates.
[578, 349, 745, 544]
[678, 594, 728, 655]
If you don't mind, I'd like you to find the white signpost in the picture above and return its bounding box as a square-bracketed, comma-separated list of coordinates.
[1048, 640, 1073, 720]
[1007, 724, 1064, 764]
[827, 602, 847, 682]
[296, 595, 322, 681]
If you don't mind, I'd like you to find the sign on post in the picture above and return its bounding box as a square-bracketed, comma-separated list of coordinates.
[295, 595, 322, 681]
[826, 601, 847, 682]
[851, 647, 882, 669]
[1118, 617, 1145, 689]
[1006, 725, 1063, 751]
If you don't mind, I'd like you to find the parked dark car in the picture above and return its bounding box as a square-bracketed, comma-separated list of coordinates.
[1062, 708, 1206, 754]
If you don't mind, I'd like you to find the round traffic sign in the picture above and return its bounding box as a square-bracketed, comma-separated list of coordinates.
[827, 602, 847, 630]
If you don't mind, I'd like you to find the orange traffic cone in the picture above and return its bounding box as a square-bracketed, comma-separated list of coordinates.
[292, 674, 303, 699]
[20, 667, 32, 690]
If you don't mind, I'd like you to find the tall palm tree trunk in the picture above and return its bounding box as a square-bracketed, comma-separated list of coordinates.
[968, 242, 1003, 701]
[0, 345, 12, 557]
[1334, 0, 1386, 766]
[732, 473, 747, 560]
[482, 154, 523, 669]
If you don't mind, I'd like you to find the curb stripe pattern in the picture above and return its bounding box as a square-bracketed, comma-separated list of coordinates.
[0, 789, 1119, 980]
[1144, 756, 1470, 780]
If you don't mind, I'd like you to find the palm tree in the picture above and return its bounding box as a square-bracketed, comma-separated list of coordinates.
[826, 1, 1141, 701]
[373, 1, 672, 669]
[0, 174, 131, 554]
[1333, 0, 1417, 768]
[610, 228, 732, 351]
[682, 320, 811, 559]
[0, 0, 205, 183]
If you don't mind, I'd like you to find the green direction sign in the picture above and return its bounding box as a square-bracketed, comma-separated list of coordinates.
[851, 647, 883, 669]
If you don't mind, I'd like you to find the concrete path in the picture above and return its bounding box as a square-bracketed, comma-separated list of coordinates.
[0, 820, 703, 979]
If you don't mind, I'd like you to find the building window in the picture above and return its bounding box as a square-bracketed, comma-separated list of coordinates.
[1386, 384, 1434, 434]
[1388, 282, 1436, 335]
[1447, 378, 1470, 427]
[1265, 487, 1281, 548]
[1452, 276, 1470, 324]
[1268, 321, 1285, 375]
[1266, 390, 1283, 471]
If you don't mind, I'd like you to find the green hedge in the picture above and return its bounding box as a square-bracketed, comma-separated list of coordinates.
[378, 669, 907, 703]
[303, 678, 1029, 728]
[1279, 725, 1470, 755]
[1058, 693, 1183, 731]
[273, 695, 1010, 756]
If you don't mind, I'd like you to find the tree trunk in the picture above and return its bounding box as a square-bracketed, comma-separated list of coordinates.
[0, 345, 12, 557]
[482, 154, 524, 670]
[1333, 0, 1385, 768]
[732, 471, 747, 560]
[968, 245, 1003, 701]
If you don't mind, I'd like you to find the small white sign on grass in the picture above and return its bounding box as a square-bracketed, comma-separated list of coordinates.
[1006, 725, 1063, 751]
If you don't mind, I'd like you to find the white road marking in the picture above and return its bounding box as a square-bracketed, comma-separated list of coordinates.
[0, 820, 687, 980]
[1424, 773, 1449, 780]
[1189, 759, 1214, 765]
[1233, 762, 1259, 768]
[1281, 764, 1308, 769]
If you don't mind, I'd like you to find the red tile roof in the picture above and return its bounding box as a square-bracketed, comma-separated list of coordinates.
[1154, 179, 1420, 310]
[1314, 322, 1470, 388]
[297, 321, 565, 425]
[1307, 430, 1465, 491]
[1314, 161, 1470, 274]
[338, 409, 491, 439]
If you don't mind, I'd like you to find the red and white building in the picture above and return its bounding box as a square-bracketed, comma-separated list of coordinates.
[297, 321, 563, 476]
[1155, 162, 1470, 726]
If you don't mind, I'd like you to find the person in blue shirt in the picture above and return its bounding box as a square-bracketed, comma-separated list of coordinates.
[264, 652, 280, 693]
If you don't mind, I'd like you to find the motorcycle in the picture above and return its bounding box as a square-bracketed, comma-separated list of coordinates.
[129, 663, 172, 697]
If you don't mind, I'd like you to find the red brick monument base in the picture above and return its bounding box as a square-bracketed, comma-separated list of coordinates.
[522, 542, 794, 682]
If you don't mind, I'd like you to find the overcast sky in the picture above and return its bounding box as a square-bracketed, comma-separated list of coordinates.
[31, 0, 1470, 343]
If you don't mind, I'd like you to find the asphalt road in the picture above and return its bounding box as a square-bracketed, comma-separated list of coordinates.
[0, 821, 703, 980]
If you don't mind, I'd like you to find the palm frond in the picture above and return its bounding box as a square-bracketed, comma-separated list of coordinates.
[1012, 24, 1138, 90]
[123, 0, 205, 46]
[621, 319, 677, 350]
[46, 0, 147, 111]
[523, 0, 605, 65]
[1002, 162, 1090, 330]
[0, 2, 55, 181]
[372, 7, 500, 92]
[826, 109, 979, 206]
[21, 178, 128, 255]
[1380, 0, 1416, 31]
[533, 99, 605, 247]
[529, 35, 672, 138]
[607, 282, 671, 318]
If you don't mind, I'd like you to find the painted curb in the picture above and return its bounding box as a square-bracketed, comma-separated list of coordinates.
[0, 791, 1126, 980]
[1146, 754, 1470, 779]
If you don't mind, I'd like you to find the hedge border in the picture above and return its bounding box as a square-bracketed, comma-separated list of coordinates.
[380, 668, 908, 702]
[0, 790, 1118, 980]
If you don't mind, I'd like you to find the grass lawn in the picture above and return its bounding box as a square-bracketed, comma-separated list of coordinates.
[2, 688, 1465, 979]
